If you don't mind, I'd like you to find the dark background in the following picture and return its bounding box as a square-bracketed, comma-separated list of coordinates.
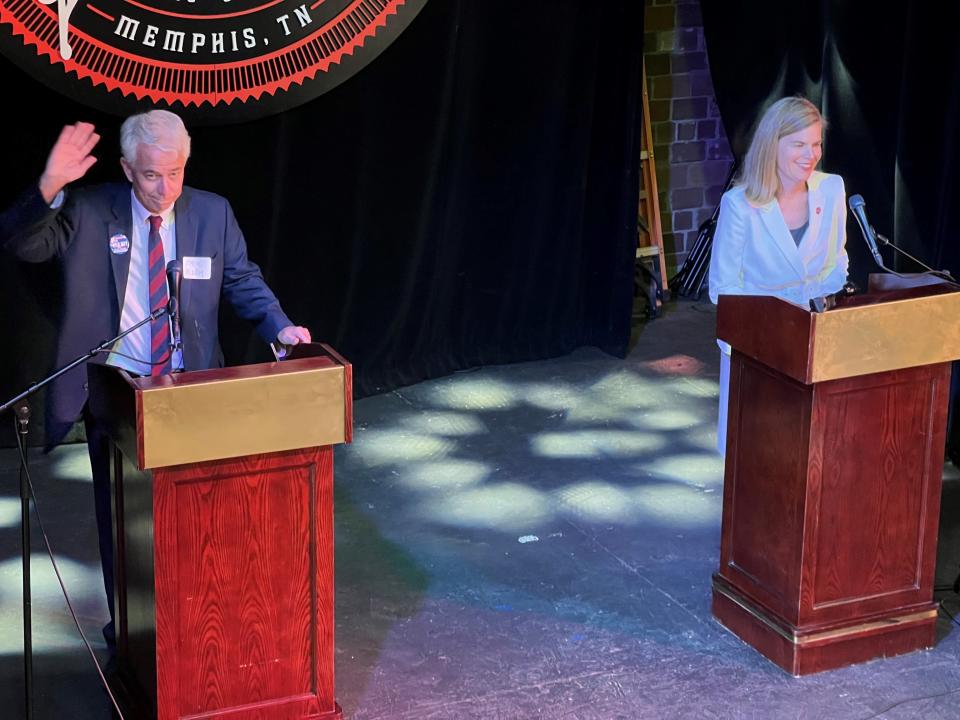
[2, 0, 959, 447]
[0, 0, 645, 445]
[701, 0, 960, 453]
[701, 0, 960, 288]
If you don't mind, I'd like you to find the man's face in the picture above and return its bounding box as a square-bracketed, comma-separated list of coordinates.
[121, 143, 186, 214]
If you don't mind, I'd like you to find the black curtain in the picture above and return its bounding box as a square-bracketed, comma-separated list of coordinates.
[701, 1, 960, 451]
[701, 0, 960, 288]
[0, 0, 645, 445]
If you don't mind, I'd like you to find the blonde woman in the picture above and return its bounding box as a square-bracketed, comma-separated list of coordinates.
[708, 96, 849, 453]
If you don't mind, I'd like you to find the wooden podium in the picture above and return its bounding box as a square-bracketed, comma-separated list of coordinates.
[88, 344, 351, 719]
[712, 283, 960, 675]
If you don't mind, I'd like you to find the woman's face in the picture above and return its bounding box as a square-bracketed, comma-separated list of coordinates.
[776, 121, 823, 189]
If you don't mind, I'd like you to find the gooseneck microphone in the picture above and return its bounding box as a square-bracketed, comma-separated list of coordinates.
[848, 194, 884, 268]
[166, 259, 183, 351]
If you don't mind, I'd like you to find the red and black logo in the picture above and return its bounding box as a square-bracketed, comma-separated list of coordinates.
[0, 0, 427, 122]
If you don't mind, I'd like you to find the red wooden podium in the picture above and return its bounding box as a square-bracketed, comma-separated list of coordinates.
[712, 283, 960, 675]
[89, 344, 351, 719]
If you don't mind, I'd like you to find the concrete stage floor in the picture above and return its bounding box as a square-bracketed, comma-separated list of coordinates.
[2, 298, 960, 719]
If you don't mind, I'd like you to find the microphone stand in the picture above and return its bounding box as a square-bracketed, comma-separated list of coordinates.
[873, 232, 960, 289]
[0, 304, 168, 720]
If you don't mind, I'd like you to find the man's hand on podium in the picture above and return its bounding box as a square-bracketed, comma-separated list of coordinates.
[272, 325, 312, 359]
[278, 325, 311, 345]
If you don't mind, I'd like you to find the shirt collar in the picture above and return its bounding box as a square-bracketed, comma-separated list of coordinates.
[130, 189, 175, 230]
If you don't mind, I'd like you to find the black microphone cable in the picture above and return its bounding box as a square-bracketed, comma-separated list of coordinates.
[11, 413, 126, 719]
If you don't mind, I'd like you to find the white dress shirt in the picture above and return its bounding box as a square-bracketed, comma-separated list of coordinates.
[106, 191, 183, 374]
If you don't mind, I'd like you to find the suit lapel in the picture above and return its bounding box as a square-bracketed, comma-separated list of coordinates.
[108, 188, 133, 316]
[175, 189, 198, 314]
[804, 176, 826, 253]
[758, 200, 806, 278]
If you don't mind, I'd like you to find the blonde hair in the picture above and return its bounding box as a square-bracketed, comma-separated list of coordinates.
[120, 109, 191, 164]
[737, 96, 824, 205]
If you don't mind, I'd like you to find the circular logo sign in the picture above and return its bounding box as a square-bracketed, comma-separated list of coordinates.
[0, 0, 427, 122]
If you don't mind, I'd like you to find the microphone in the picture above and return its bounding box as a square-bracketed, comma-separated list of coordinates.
[848, 194, 884, 268]
[166, 259, 182, 352]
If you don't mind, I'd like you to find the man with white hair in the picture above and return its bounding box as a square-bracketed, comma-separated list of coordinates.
[1, 109, 311, 653]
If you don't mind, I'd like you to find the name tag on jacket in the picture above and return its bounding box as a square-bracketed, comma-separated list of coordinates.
[183, 256, 212, 280]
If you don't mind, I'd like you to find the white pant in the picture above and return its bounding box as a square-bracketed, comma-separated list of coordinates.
[717, 341, 730, 455]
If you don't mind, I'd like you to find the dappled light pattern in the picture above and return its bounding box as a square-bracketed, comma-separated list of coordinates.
[398, 411, 488, 437]
[0, 555, 104, 656]
[397, 460, 491, 492]
[532, 430, 667, 458]
[350, 429, 456, 467]
[49, 446, 94, 483]
[418, 483, 553, 531]
[519, 383, 584, 411]
[339, 347, 725, 534]
[552, 480, 719, 526]
[429, 378, 519, 411]
[662, 377, 719, 399]
[684, 430, 723, 453]
[0, 497, 20, 529]
[590, 371, 666, 407]
[553, 481, 639, 523]
[628, 408, 702, 431]
[0, 442, 111, 675]
[642, 454, 726, 488]
[630, 484, 718, 525]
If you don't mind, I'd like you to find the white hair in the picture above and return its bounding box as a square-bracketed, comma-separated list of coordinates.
[120, 109, 191, 164]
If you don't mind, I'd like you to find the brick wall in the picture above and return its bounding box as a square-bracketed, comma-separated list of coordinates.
[643, 0, 734, 275]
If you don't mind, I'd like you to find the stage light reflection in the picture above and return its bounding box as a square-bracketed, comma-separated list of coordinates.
[561, 379, 677, 424]
[0, 555, 105, 655]
[418, 483, 551, 531]
[429, 378, 518, 411]
[350, 429, 455, 466]
[0, 497, 20, 529]
[343, 352, 727, 534]
[685, 431, 721, 452]
[554, 481, 636, 523]
[520, 383, 582, 411]
[531, 430, 666, 458]
[399, 460, 491, 491]
[565, 401, 646, 423]
[630, 483, 719, 525]
[49, 446, 93, 483]
[399, 412, 488, 437]
[628, 409, 703, 431]
[664, 377, 719, 399]
[642, 454, 725, 487]
[590, 371, 664, 407]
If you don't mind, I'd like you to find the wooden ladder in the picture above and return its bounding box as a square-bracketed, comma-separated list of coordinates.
[637, 59, 668, 312]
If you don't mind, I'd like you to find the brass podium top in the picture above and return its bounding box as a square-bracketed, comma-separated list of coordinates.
[717, 285, 960, 384]
[94, 347, 352, 470]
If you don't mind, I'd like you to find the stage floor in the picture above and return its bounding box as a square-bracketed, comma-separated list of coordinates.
[2, 298, 960, 719]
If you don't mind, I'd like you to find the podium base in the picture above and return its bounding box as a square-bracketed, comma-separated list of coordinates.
[712, 576, 937, 676]
[107, 669, 343, 720]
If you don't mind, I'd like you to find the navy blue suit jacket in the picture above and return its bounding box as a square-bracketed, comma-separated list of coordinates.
[1, 182, 293, 443]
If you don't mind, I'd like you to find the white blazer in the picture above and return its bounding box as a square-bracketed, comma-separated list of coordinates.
[708, 170, 849, 308]
[708, 171, 849, 454]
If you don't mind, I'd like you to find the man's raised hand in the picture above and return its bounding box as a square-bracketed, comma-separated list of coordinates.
[39, 122, 100, 204]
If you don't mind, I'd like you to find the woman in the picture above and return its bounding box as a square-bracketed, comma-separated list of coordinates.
[708, 96, 849, 453]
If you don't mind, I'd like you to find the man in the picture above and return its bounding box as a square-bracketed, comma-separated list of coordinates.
[1, 109, 310, 650]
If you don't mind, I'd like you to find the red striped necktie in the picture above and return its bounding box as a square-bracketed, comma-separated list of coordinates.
[148, 215, 172, 376]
